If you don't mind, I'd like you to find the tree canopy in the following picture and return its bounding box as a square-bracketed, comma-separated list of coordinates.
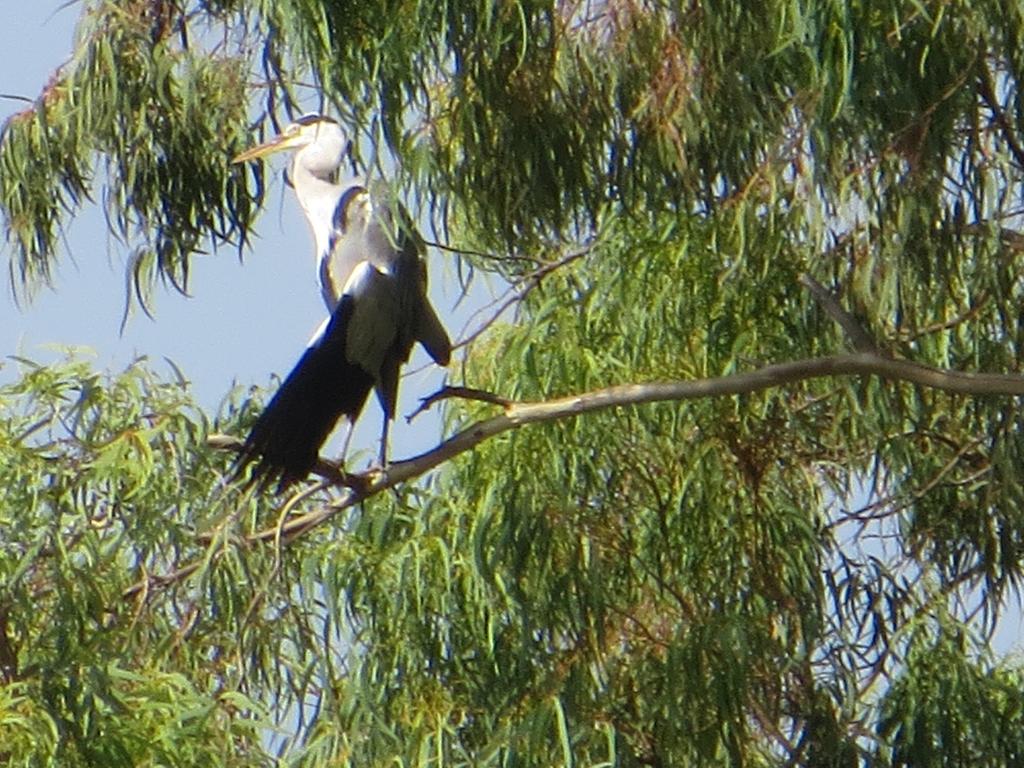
[4, 0, 1024, 765]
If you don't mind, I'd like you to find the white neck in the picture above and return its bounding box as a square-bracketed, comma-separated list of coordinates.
[290, 163, 341, 261]
[286, 122, 350, 261]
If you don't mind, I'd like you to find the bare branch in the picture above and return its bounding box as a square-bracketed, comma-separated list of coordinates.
[162, 351, 1024, 601]
[800, 273, 881, 354]
[251, 351, 1024, 542]
[423, 239, 545, 267]
[897, 292, 990, 342]
[123, 561, 200, 602]
[832, 435, 987, 529]
[404, 243, 596, 380]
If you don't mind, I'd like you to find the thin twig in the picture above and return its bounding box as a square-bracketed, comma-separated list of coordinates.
[897, 292, 989, 342]
[978, 61, 1024, 170]
[453, 246, 594, 352]
[123, 561, 200, 601]
[404, 244, 595, 379]
[424, 240, 544, 267]
[407, 385, 512, 422]
[800, 273, 880, 354]
[831, 435, 986, 529]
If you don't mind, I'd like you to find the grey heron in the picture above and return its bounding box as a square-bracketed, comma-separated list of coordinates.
[232, 114, 451, 488]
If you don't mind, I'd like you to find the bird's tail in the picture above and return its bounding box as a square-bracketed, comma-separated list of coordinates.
[235, 297, 374, 490]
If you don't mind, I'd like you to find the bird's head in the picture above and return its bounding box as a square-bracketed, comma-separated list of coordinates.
[233, 114, 348, 179]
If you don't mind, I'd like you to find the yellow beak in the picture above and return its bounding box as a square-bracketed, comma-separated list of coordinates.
[232, 133, 294, 163]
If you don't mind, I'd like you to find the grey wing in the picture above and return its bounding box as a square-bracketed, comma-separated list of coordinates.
[370, 196, 452, 367]
[337, 183, 451, 370]
[340, 261, 402, 379]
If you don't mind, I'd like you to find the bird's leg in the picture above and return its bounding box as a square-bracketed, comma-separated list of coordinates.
[378, 414, 391, 468]
[338, 418, 356, 468]
[323, 419, 369, 490]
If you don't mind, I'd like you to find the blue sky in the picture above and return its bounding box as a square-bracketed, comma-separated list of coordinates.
[0, 2, 483, 461]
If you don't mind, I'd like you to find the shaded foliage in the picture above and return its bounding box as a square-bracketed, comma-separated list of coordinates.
[0, 357, 265, 765]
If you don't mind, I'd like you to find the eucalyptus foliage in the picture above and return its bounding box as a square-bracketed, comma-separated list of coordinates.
[4, 0, 1024, 765]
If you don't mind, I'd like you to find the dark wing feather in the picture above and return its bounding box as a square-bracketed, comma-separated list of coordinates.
[236, 296, 374, 490]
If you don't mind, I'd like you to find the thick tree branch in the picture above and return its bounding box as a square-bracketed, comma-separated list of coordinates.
[221, 351, 1024, 549]
[164, 351, 1024, 602]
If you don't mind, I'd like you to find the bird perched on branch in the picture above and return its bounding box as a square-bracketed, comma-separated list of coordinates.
[232, 114, 451, 488]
